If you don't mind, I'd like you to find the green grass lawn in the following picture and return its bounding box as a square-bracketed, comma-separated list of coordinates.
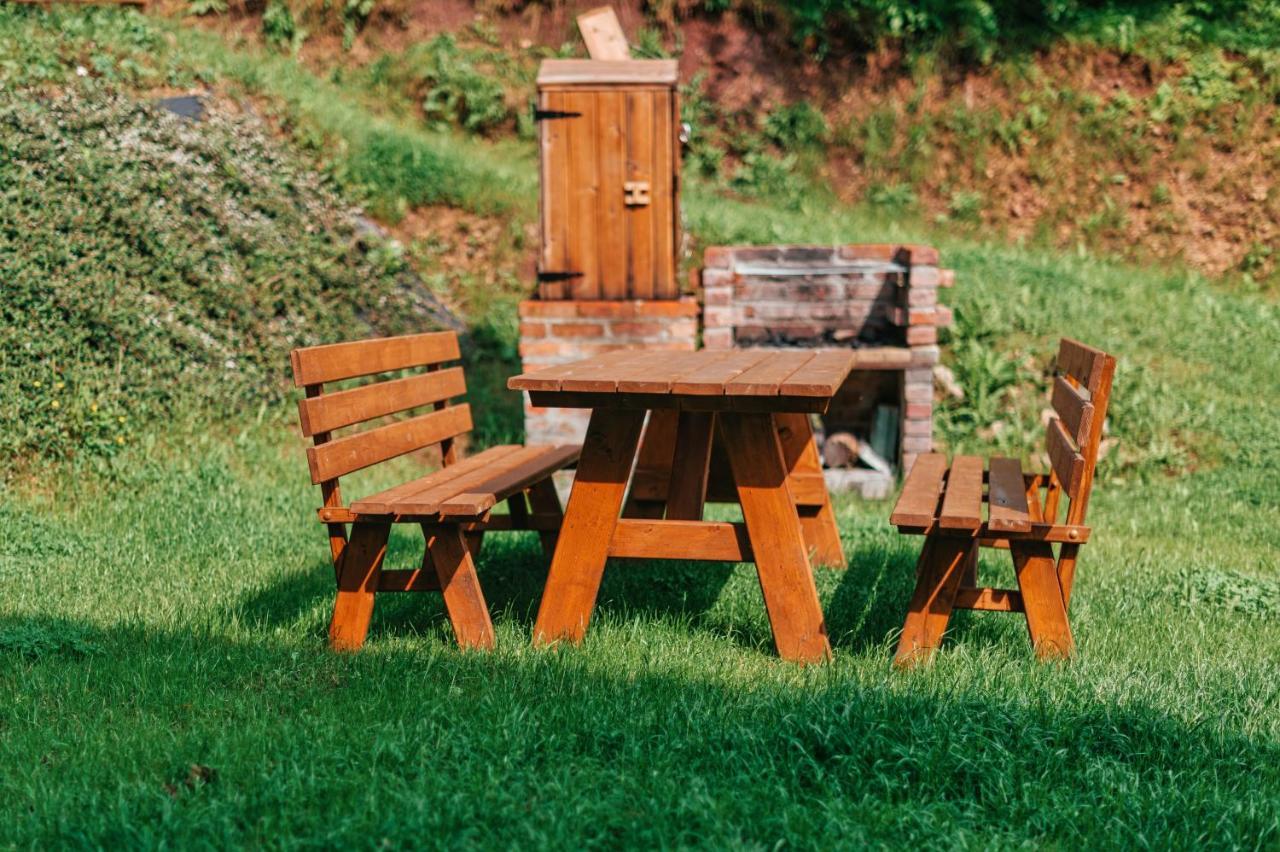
[4, 237, 1279, 846]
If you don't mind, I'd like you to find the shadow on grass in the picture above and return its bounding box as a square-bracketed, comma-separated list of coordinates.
[3, 612, 1278, 847]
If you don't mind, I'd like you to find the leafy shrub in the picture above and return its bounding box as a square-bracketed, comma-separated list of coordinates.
[764, 101, 829, 149]
[262, 0, 305, 54]
[867, 182, 917, 208]
[415, 34, 510, 134]
[0, 87, 439, 468]
[730, 151, 797, 200]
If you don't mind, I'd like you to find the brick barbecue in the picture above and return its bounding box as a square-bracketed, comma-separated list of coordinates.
[700, 243, 953, 496]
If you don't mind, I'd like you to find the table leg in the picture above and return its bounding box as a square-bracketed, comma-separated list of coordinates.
[622, 409, 678, 519]
[533, 407, 645, 646]
[775, 412, 845, 568]
[665, 411, 716, 521]
[719, 412, 832, 663]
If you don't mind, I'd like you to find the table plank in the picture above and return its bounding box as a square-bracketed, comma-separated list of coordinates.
[938, 455, 984, 531]
[725, 351, 817, 396]
[670, 350, 771, 395]
[777, 350, 856, 397]
[615, 350, 707, 393]
[508, 349, 635, 391]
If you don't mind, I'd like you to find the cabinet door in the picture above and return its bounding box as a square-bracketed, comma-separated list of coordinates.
[538, 88, 575, 299]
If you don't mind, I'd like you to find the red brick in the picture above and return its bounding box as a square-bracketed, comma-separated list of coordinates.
[902, 436, 934, 453]
[549, 322, 605, 338]
[519, 322, 547, 338]
[909, 347, 941, 366]
[702, 328, 733, 349]
[939, 268, 956, 287]
[700, 268, 735, 287]
[838, 243, 898, 262]
[519, 300, 585, 318]
[703, 246, 734, 268]
[903, 245, 941, 265]
[903, 383, 932, 404]
[576, 302, 638, 318]
[904, 368, 933, 384]
[935, 306, 954, 327]
[612, 321, 666, 338]
[909, 266, 941, 288]
[906, 287, 938, 307]
[518, 341, 573, 358]
[635, 298, 700, 317]
[904, 418, 933, 437]
[905, 403, 933, 419]
[702, 306, 734, 328]
[906, 326, 938, 346]
[703, 286, 733, 306]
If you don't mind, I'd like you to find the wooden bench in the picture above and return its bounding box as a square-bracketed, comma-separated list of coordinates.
[291, 331, 579, 651]
[889, 338, 1117, 665]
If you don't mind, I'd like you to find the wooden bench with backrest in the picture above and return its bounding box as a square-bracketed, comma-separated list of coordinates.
[889, 338, 1117, 665]
[291, 331, 579, 651]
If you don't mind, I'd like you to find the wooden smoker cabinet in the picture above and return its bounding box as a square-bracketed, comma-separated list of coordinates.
[536, 59, 681, 300]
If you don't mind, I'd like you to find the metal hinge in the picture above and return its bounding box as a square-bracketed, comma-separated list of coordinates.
[537, 270, 583, 283]
[533, 109, 582, 121]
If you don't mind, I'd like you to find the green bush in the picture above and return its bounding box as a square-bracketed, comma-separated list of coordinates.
[764, 101, 829, 149]
[0, 86, 439, 468]
[414, 34, 510, 134]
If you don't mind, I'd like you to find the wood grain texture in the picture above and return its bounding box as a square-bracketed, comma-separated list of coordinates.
[596, 90, 628, 298]
[1056, 337, 1108, 391]
[622, 408, 677, 518]
[890, 453, 948, 526]
[424, 525, 496, 649]
[725, 352, 817, 395]
[305, 404, 472, 483]
[664, 412, 715, 520]
[539, 89, 571, 299]
[385, 445, 549, 515]
[777, 350, 856, 396]
[939, 455, 983, 531]
[893, 536, 973, 667]
[565, 89, 600, 299]
[775, 412, 844, 568]
[1050, 375, 1094, 446]
[987, 457, 1032, 533]
[626, 90, 655, 299]
[608, 520, 752, 561]
[291, 332, 460, 387]
[437, 445, 582, 517]
[1011, 540, 1074, 659]
[650, 89, 676, 298]
[328, 522, 390, 650]
[669, 350, 766, 395]
[537, 59, 679, 85]
[955, 586, 1024, 612]
[576, 6, 631, 60]
[527, 478, 565, 559]
[720, 413, 831, 663]
[533, 407, 646, 645]
[298, 368, 466, 436]
[349, 446, 520, 515]
[1046, 417, 1085, 496]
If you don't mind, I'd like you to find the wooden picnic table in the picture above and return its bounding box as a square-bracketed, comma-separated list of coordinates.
[508, 348, 856, 663]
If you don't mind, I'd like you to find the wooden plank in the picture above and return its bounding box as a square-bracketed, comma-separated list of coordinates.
[378, 569, 442, 592]
[349, 445, 520, 515]
[539, 89, 571, 299]
[1051, 375, 1094, 446]
[650, 89, 676, 298]
[622, 408, 678, 518]
[565, 89, 600, 299]
[608, 520, 752, 561]
[893, 536, 972, 667]
[670, 350, 768, 395]
[665, 412, 715, 520]
[1057, 337, 1108, 391]
[724, 352, 817, 396]
[437, 445, 582, 516]
[775, 411, 844, 567]
[388, 445, 551, 515]
[305, 404, 472, 484]
[954, 586, 1024, 612]
[328, 522, 390, 650]
[596, 90, 628, 298]
[1011, 540, 1074, 659]
[508, 350, 636, 391]
[298, 367, 466, 436]
[537, 59, 678, 86]
[987, 456, 1032, 534]
[890, 453, 947, 526]
[577, 6, 631, 60]
[291, 332, 460, 387]
[719, 412, 831, 663]
[1046, 417, 1085, 496]
[424, 525, 495, 650]
[613, 350, 706, 393]
[938, 455, 983, 531]
[626, 90, 655, 299]
[777, 350, 855, 397]
[534, 408, 646, 645]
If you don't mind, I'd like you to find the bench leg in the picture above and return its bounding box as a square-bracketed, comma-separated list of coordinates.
[425, 525, 495, 650]
[1056, 542, 1080, 610]
[622, 409, 677, 519]
[1011, 541, 1074, 660]
[665, 412, 715, 521]
[894, 535, 973, 667]
[329, 521, 390, 651]
[526, 478, 564, 560]
[720, 412, 831, 664]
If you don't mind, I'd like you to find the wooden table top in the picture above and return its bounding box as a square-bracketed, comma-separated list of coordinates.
[508, 349, 856, 400]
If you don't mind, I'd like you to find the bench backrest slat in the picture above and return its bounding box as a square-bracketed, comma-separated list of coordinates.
[290, 332, 461, 387]
[1043, 337, 1116, 524]
[290, 331, 471, 494]
[305, 404, 472, 484]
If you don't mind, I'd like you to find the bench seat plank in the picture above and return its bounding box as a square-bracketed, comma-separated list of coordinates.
[438, 445, 581, 517]
[890, 454, 948, 527]
[986, 456, 1032, 533]
[350, 446, 523, 514]
[938, 455, 983, 531]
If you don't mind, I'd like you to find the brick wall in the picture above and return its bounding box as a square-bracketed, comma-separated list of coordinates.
[699, 244, 954, 473]
[517, 298, 699, 445]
